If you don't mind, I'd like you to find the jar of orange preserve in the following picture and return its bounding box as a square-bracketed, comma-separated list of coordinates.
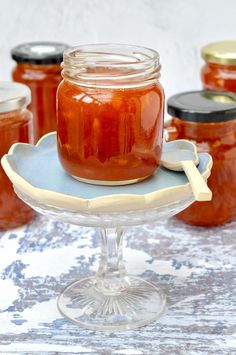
[11, 42, 69, 142]
[201, 40, 236, 93]
[57, 44, 164, 185]
[0, 82, 35, 230]
[166, 90, 236, 227]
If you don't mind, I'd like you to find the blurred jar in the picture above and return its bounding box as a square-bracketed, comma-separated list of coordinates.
[11, 42, 69, 142]
[0, 82, 35, 230]
[57, 44, 164, 185]
[166, 90, 236, 227]
[201, 40, 236, 93]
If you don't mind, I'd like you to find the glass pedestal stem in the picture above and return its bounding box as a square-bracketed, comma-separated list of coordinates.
[96, 228, 129, 294]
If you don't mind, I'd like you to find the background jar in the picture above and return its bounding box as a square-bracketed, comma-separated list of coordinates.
[11, 42, 69, 143]
[201, 40, 236, 93]
[57, 44, 164, 185]
[0, 82, 35, 230]
[166, 90, 236, 227]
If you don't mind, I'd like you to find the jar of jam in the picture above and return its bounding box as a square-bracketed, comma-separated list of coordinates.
[0, 82, 35, 230]
[166, 90, 236, 227]
[11, 42, 69, 142]
[57, 44, 164, 185]
[201, 40, 236, 93]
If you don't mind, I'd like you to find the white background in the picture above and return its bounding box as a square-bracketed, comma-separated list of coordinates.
[1, 0, 236, 115]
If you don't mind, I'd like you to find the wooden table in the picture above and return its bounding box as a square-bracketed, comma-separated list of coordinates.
[0, 215, 235, 354]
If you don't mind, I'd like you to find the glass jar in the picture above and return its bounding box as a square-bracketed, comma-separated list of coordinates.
[11, 42, 69, 142]
[57, 44, 164, 185]
[0, 82, 35, 230]
[201, 40, 236, 92]
[166, 90, 236, 227]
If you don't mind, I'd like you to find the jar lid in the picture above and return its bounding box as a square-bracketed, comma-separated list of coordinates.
[167, 90, 236, 123]
[11, 42, 69, 65]
[201, 40, 236, 65]
[0, 81, 31, 113]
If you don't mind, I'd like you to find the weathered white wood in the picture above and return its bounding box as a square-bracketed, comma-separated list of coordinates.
[0, 215, 235, 354]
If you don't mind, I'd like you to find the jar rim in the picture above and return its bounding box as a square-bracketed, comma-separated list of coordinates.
[62, 43, 161, 88]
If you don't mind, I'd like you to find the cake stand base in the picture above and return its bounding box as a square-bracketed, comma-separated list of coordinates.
[1, 133, 212, 331]
[57, 276, 166, 331]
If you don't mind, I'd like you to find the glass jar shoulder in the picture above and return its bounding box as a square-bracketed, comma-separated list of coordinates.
[12, 64, 62, 83]
[201, 63, 236, 91]
[0, 109, 33, 156]
[57, 79, 164, 104]
[166, 118, 236, 157]
[0, 108, 32, 128]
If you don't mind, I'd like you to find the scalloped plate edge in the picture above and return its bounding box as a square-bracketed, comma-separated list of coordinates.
[1, 133, 213, 213]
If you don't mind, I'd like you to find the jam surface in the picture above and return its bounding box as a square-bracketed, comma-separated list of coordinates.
[57, 80, 164, 183]
[201, 63, 236, 92]
[0, 109, 35, 230]
[166, 118, 236, 226]
[12, 63, 62, 142]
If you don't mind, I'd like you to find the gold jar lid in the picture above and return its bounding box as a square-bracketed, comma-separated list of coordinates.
[201, 40, 236, 65]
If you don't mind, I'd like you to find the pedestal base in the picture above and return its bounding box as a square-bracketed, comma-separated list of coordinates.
[57, 276, 166, 331]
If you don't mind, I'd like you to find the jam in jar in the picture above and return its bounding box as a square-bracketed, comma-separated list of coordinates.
[11, 42, 69, 142]
[0, 82, 35, 230]
[57, 44, 164, 185]
[166, 90, 236, 227]
[201, 40, 236, 93]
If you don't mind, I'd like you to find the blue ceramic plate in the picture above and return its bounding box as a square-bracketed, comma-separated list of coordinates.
[1, 133, 212, 213]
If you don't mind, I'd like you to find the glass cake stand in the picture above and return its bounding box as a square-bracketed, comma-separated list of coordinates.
[1, 132, 212, 331]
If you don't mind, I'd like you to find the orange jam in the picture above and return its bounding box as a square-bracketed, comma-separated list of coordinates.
[0, 82, 35, 230]
[57, 44, 164, 185]
[201, 40, 236, 93]
[167, 90, 236, 227]
[11, 42, 69, 142]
